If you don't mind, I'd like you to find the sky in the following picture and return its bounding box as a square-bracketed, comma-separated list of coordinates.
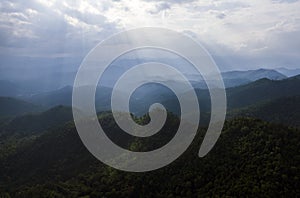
[0, 0, 300, 80]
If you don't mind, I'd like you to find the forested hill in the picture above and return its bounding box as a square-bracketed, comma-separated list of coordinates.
[0, 113, 299, 197]
[0, 97, 42, 117]
[228, 95, 300, 127]
[226, 75, 300, 109]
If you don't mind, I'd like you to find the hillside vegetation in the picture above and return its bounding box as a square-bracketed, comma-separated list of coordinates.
[0, 113, 299, 197]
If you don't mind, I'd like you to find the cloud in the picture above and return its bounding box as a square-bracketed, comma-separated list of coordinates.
[142, 0, 197, 3]
[149, 2, 171, 14]
[0, 0, 299, 74]
[272, 0, 299, 3]
[216, 13, 226, 19]
[0, 0, 118, 57]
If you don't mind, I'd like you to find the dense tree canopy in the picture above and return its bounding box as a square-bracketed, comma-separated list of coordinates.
[0, 112, 299, 197]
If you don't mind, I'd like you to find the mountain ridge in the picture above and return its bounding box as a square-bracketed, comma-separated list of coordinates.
[0, 97, 42, 117]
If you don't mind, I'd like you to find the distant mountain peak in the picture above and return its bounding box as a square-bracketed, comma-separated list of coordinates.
[222, 68, 286, 82]
[276, 67, 300, 77]
[289, 74, 300, 80]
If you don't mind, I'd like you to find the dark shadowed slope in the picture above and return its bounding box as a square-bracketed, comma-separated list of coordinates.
[226, 75, 300, 109]
[0, 105, 73, 137]
[228, 95, 300, 127]
[0, 97, 42, 117]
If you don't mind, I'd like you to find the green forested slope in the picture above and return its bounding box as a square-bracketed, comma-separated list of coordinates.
[226, 76, 300, 108]
[229, 95, 300, 127]
[0, 114, 299, 197]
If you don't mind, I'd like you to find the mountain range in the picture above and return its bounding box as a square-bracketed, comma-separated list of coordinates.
[1, 73, 300, 118]
[0, 68, 300, 197]
[1, 68, 299, 99]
